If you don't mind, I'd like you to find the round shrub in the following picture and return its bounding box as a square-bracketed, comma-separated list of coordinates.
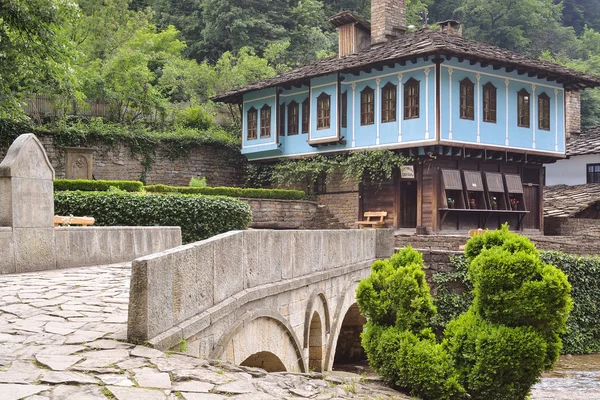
[54, 191, 253, 243]
[356, 247, 466, 400]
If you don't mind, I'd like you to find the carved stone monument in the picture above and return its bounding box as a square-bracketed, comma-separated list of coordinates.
[0, 134, 56, 272]
[65, 147, 94, 179]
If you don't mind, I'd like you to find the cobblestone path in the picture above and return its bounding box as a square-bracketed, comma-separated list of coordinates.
[0, 264, 408, 400]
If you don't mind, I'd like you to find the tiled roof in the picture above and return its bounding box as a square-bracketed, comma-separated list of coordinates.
[213, 28, 600, 103]
[544, 184, 600, 218]
[567, 127, 600, 156]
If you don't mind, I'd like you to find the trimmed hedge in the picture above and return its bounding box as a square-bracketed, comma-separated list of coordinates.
[144, 184, 306, 200]
[433, 250, 600, 355]
[54, 191, 252, 244]
[54, 179, 144, 192]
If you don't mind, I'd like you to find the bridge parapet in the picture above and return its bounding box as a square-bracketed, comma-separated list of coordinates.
[127, 229, 393, 371]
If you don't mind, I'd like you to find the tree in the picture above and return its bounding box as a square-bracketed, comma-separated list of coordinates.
[0, 0, 79, 119]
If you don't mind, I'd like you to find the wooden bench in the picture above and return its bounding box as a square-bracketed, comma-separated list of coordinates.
[356, 211, 387, 229]
[54, 215, 95, 227]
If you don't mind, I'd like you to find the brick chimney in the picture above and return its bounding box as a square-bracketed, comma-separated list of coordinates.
[437, 20, 463, 37]
[565, 91, 581, 138]
[371, 0, 406, 45]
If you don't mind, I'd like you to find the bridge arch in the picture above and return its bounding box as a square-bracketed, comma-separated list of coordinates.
[211, 309, 306, 373]
[303, 291, 331, 372]
[324, 280, 367, 371]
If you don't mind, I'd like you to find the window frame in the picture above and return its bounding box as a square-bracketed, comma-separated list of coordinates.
[381, 82, 397, 123]
[538, 92, 551, 131]
[404, 78, 420, 120]
[247, 107, 258, 140]
[483, 82, 497, 123]
[460, 78, 475, 120]
[287, 101, 299, 135]
[360, 86, 375, 126]
[517, 89, 531, 128]
[302, 98, 310, 134]
[587, 163, 600, 184]
[260, 104, 271, 139]
[316, 92, 331, 130]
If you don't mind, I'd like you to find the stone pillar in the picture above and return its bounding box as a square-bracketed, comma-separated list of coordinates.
[0, 134, 56, 272]
[371, 0, 406, 45]
[565, 91, 581, 137]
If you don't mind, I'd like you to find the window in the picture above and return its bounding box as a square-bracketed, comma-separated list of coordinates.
[538, 93, 550, 131]
[518, 89, 531, 128]
[483, 82, 497, 123]
[313, 172, 327, 195]
[341, 91, 348, 128]
[460, 78, 475, 120]
[404, 78, 419, 119]
[587, 164, 600, 184]
[317, 92, 331, 130]
[279, 103, 286, 136]
[287, 101, 299, 135]
[361, 86, 374, 125]
[302, 98, 309, 133]
[260, 104, 271, 138]
[247, 107, 257, 140]
[382, 82, 397, 123]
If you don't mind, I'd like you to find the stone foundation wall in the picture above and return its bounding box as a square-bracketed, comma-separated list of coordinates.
[245, 199, 319, 229]
[396, 233, 600, 257]
[0, 134, 246, 187]
[316, 172, 360, 228]
[545, 217, 600, 237]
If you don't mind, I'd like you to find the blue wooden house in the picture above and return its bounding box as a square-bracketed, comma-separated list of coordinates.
[214, 0, 600, 234]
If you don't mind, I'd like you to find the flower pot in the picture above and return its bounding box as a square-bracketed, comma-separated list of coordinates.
[511, 204, 518, 211]
[492, 205, 498, 210]
[449, 204, 455, 209]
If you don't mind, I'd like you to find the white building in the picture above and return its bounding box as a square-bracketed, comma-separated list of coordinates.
[545, 127, 600, 186]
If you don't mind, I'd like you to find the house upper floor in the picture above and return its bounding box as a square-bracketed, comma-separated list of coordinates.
[214, 9, 600, 162]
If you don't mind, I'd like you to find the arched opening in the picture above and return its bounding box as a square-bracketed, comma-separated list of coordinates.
[308, 312, 324, 372]
[333, 303, 367, 369]
[240, 351, 286, 372]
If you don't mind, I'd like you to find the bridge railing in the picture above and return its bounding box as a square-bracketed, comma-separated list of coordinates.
[127, 229, 394, 347]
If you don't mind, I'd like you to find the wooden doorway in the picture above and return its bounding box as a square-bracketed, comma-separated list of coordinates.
[399, 181, 418, 228]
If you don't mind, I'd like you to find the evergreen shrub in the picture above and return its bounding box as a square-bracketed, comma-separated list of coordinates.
[144, 184, 306, 200]
[54, 179, 144, 192]
[54, 191, 252, 243]
[358, 227, 573, 400]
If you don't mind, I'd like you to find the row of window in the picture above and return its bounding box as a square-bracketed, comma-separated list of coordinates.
[247, 80, 553, 140]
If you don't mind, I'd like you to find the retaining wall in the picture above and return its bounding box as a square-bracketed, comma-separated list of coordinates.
[0, 226, 182, 275]
[545, 217, 600, 237]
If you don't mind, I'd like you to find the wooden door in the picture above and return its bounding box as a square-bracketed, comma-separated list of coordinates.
[523, 184, 540, 230]
[400, 181, 418, 228]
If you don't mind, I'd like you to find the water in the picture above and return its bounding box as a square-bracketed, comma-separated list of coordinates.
[532, 354, 600, 400]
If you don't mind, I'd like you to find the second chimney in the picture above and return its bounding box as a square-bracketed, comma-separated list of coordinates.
[371, 0, 406, 45]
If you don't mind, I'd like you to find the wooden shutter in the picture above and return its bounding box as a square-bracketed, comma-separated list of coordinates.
[463, 171, 484, 192]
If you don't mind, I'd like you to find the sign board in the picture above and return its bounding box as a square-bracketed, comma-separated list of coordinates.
[400, 165, 415, 179]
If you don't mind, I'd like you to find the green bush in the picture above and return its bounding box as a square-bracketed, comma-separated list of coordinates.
[54, 179, 144, 192]
[442, 225, 572, 400]
[433, 251, 600, 355]
[359, 227, 573, 400]
[356, 247, 466, 400]
[54, 191, 252, 243]
[189, 176, 207, 188]
[145, 184, 306, 200]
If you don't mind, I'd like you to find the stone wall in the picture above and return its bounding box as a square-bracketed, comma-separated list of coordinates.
[565, 91, 581, 137]
[316, 171, 360, 228]
[371, 0, 405, 44]
[245, 199, 345, 230]
[0, 134, 246, 187]
[396, 233, 600, 257]
[545, 217, 600, 237]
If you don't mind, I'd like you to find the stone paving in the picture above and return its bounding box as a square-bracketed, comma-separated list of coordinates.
[0, 263, 408, 400]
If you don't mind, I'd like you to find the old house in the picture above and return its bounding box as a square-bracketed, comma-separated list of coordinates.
[214, 0, 600, 234]
[545, 126, 600, 186]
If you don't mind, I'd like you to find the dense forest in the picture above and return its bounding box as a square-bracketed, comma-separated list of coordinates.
[2, 0, 600, 130]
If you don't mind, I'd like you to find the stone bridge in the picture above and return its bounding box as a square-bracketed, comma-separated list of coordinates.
[127, 229, 394, 373]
